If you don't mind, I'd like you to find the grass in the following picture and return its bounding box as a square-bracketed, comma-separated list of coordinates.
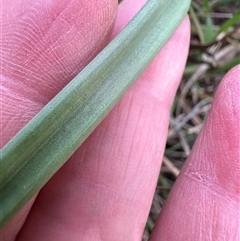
[142, 0, 240, 240]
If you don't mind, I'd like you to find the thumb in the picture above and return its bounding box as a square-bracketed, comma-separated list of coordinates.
[150, 65, 240, 240]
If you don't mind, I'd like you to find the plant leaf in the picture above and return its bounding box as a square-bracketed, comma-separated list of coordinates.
[203, 0, 215, 43]
[218, 8, 240, 33]
[0, 0, 191, 227]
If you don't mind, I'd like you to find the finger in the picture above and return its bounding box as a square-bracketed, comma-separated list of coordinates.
[150, 65, 240, 240]
[1, 0, 117, 240]
[17, 1, 190, 241]
[1, 0, 117, 147]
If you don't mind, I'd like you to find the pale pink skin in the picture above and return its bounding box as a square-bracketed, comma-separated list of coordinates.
[1, 0, 239, 240]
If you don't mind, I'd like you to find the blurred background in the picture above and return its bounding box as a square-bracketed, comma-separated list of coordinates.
[120, 0, 240, 239]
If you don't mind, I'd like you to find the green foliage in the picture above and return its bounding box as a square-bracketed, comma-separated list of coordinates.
[190, 0, 240, 44]
[219, 8, 240, 33]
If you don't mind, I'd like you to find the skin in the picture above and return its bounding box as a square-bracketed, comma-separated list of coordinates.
[1, 0, 239, 240]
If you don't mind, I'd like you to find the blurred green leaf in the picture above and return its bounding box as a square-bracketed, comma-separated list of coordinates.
[204, 0, 210, 13]
[190, 5, 205, 43]
[204, 15, 215, 43]
[209, 57, 240, 74]
[219, 9, 240, 33]
[203, 0, 215, 43]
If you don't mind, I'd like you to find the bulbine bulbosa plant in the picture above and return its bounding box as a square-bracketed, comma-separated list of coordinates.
[0, 0, 191, 227]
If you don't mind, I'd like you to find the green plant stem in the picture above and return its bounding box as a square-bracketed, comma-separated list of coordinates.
[190, 5, 205, 44]
[0, 0, 191, 228]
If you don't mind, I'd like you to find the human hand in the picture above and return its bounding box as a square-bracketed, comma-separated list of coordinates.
[1, 0, 239, 240]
